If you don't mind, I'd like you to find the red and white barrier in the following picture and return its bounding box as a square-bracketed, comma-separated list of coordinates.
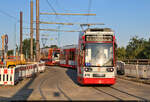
[0, 68, 19, 85]
[37, 63, 45, 73]
[0, 62, 45, 85]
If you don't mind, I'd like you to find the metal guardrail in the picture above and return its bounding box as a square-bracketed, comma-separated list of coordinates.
[122, 59, 150, 65]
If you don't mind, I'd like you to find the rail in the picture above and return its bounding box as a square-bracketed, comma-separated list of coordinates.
[122, 59, 150, 65]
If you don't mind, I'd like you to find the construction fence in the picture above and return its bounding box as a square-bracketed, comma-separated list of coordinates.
[0, 62, 45, 85]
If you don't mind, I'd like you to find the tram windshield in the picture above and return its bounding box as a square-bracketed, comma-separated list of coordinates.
[52, 51, 60, 61]
[85, 43, 113, 67]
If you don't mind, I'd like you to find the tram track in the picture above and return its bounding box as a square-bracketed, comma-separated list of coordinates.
[93, 87, 122, 101]
[37, 69, 57, 100]
[37, 67, 72, 100]
[28, 66, 150, 100]
[92, 86, 148, 101]
[56, 81, 72, 101]
[38, 76, 47, 100]
[110, 86, 148, 101]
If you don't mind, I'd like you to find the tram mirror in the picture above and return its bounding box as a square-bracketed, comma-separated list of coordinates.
[81, 44, 85, 50]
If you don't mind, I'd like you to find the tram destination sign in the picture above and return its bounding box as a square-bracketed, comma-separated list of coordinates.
[85, 35, 113, 42]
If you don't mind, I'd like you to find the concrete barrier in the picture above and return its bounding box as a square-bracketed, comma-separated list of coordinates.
[147, 66, 150, 78]
[124, 64, 137, 77]
[117, 61, 150, 79]
[138, 65, 147, 78]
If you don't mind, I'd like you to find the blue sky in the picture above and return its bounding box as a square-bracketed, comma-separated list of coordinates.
[0, 0, 150, 50]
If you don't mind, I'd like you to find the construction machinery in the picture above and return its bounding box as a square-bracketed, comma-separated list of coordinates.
[5, 54, 26, 68]
[0, 34, 26, 68]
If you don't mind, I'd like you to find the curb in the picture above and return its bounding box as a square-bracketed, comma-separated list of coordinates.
[117, 75, 150, 85]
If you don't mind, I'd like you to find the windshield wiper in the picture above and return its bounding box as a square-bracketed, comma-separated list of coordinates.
[102, 59, 113, 66]
[93, 50, 99, 58]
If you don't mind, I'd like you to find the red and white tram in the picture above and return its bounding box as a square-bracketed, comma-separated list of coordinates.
[59, 45, 77, 69]
[41, 48, 60, 66]
[77, 28, 117, 85]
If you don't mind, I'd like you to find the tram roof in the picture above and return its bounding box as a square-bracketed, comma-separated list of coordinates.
[83, 28, 114, 35]
[60, 44, 78, 50]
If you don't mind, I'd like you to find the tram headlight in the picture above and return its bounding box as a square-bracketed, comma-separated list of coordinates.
[107, 68, 114, 72]
[84, 68, 92, 72]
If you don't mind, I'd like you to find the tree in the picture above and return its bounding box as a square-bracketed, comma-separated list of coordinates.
[7, 50, 14, 56]
[22, 38, 36, 59]
[44, 46, 50, 48]
[50, 45, 58, 48]
[117, 47, 126, 60]
[137, 38, 150, 59]
[126, 36, 146, 59]
[117, 36, 150, 60]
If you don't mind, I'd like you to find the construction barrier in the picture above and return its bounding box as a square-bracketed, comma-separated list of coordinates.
[37, 63, 45, 73]
[117, 61, 150, 79]
[0, 62, 45, 85]
[0, 68, 15, 85]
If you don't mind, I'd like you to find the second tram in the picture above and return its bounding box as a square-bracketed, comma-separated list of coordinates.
[59, 45, 77, 69]
[41, 48, 60, 66]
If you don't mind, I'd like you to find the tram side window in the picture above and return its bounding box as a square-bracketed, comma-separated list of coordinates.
[69, 51, 75, 60]
[79, 46, 84, 66]
[54, 52, 58, 57]
[60, 50, 66, 60]
[45, 51, 48, 57]
[69, 51, 71, 60]
[72, 51, 75, 60]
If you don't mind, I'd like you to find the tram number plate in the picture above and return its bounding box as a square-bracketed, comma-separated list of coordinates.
[93, 74, 105, 77]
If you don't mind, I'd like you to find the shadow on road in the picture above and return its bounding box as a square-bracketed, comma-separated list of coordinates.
[0, 96, 9, 101]
[66, 68, 78, 85]
[65, 68, 114, 87]
[0, 74, 37, 101]
[53, 92, 60, 97]
[11, 75, 37, 100]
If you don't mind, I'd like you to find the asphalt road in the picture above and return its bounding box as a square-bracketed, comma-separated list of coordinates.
[0, 66, 150, 101]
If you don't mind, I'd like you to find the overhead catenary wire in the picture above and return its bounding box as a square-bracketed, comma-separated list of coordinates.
[55, 0, 70, 13]
[46, 0, 58, 18]
[46, 0, 60, 23]
[46, 0, 62, 47]
[0, 9, 29, 24]
[46, 0, 74, 23]
[55, 0, 74, 24]
[42, 0, 98, 46]
[0, 9, 18, 21]
[0, 9, 19, 55]
[87, 0, 92, 24]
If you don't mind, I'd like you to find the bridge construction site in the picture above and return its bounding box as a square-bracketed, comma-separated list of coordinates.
[0, 0, 150, 101]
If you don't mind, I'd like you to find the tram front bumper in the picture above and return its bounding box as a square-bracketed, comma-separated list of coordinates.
[78, 77, 116, 85]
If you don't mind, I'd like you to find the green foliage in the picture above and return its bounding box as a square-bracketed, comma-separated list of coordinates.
[50, 45, 58, 48]
[22, 38, 36, 59]
[44, 46, 50, 48]
[117, 47, 126, 60]
[126, 36, 146, 59]
[7, 50, 14, 56]
[117, 36, 150, 60]
[137, 38, 150, 59]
